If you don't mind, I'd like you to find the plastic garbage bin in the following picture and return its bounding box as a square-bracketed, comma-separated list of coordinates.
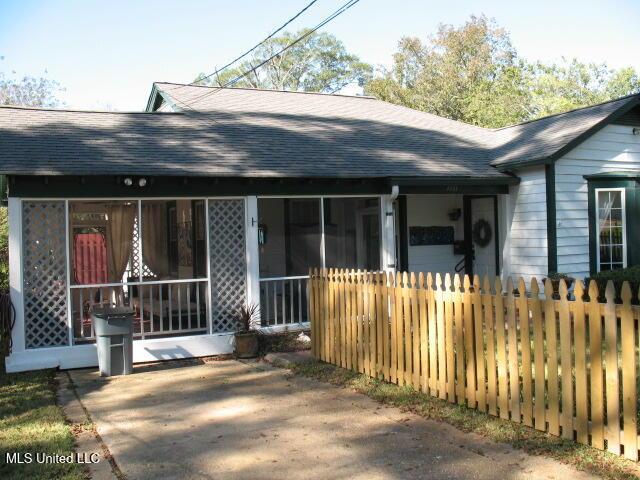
[92, 307, 134, 377]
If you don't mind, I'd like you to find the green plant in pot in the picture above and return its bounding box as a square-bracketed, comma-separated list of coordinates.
[234, 303, 260, 359]
[543, 272, 575, 299]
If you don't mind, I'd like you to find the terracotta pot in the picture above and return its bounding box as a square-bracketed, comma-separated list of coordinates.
[234, 332, 259, 358]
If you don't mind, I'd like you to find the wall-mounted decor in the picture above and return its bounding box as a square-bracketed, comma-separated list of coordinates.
[409, 226, 454, 246]
[472, 219, 492, 247]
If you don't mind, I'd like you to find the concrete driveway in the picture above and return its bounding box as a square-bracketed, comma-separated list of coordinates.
[67, 359, 596, 480]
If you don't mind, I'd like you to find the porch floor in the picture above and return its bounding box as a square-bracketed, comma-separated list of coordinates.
[66, 360, 595, 480]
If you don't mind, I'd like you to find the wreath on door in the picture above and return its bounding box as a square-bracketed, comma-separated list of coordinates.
[472, 219, 492, 247]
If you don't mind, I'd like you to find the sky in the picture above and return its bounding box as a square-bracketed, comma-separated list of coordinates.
[1, 0, 639, 111]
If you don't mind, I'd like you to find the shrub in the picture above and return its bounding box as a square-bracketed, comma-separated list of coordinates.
[585, 265, 640, 302]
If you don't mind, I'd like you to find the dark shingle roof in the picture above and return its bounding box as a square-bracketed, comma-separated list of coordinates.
[154, 83, 640, 170]
[0, 82, 638, 179]
[489, 95, 640, 168]
[0, 89, 508, 179]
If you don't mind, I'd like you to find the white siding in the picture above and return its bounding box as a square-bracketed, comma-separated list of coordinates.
[406, 194, 464, 275]
[555, 124, 640, 279]
[505, 166, 548, 283]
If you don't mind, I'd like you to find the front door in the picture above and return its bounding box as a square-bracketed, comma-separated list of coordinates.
[464, 196, 498, 278]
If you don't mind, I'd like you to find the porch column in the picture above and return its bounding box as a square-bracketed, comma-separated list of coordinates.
[380, 195, 396, 273]
[245, 196, 260, 320]
[7, 197, 24, 354]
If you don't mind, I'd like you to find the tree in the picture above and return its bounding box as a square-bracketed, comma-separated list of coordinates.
[366, 15, 531, 128]
[365, 15, 640, 128]
[0, 61, 63, 292]
[0, 73, 62, 108]
[195, 29, 372, 93]
[526, 60, 640, 118]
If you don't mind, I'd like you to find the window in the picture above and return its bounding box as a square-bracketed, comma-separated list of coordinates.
[140, 199, 207, 280]
[69, 201, 137, 284]
[257, 197, 383, 277]
[257, 198, 321, 278]
[68, 199, 209, 343]
[595, 188, 626, 271]
[324, 198, 381, 271]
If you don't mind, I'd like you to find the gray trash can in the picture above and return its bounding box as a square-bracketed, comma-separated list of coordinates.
[92, 307, 134, 377]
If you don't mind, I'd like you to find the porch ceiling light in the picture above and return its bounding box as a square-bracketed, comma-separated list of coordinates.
[123, 177, 133, 186]
[138, 178, 147, 187]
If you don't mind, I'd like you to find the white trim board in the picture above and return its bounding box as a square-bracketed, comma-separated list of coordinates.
[5, 333, 235, 373]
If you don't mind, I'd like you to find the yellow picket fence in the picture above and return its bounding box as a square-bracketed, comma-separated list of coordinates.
[308, 268, 640, 461]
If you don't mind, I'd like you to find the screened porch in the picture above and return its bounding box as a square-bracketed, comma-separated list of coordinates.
[19, 198, 247, 350]
[257, 196, 385, 327]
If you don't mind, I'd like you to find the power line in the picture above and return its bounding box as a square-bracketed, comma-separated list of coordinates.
[190, 0, 320, 88]
[178, 0, 362, 109]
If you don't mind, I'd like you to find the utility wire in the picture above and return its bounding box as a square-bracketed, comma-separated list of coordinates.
[186, 0, 320, 88]
[177, 0, 362, 109]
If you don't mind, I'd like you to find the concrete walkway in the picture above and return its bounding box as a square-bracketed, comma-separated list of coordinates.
[68, 359, 598, 480]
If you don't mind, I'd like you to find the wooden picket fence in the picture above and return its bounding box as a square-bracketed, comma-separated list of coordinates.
[308, 268, 640, 461]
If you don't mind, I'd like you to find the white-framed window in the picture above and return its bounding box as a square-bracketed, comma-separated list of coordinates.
[595, 188, 627, 272]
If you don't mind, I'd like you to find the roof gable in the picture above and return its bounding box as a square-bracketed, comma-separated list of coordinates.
[489, 95, 640, 169]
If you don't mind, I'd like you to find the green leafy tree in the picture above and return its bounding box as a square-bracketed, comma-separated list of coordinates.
[366, 15, 531, 128]
[526, 60, 640, 118]
[195, 29, 372, 93]
[366, 15, 640, 128]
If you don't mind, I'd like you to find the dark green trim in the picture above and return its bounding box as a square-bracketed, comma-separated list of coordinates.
[584, 172, 640, 180]
[545, 163, 557, 274]
[391, 184, 510, 195]
[387, 176, 517, 195]
[8, 175, 391, 198]
[9, 175, 516, 198]
[388, 176, 519, 187]
[145, 84, 164, 112]
[463, 195, 500, 278]
[463, 196, 473, 276]
[398, 195, 409, 272]
[587, 178, 640, 275]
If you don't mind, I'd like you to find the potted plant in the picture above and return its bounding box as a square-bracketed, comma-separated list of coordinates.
[234, 303, 260, 359]
[543, 272, 575, 299]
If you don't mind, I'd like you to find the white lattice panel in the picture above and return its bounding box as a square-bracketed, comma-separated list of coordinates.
[209, 199, 246, 333]
[131, 216, 154, 278]
[22, 201, 69, 348]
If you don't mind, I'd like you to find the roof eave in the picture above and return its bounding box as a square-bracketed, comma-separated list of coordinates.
[144, 83, 160, 112]
[490, 95, 640, 171]
[387, 175, 520, 186]
[145, 83, 182, 112]
[492, 157, 553, 172]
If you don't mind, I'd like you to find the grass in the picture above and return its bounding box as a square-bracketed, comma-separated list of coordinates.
[289, 359, 640, 480]
[0, 370, 85, 480]
[258, 330, 311, 354]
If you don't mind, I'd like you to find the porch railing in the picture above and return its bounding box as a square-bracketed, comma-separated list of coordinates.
[70, 279, 209, 343]
[259, 276, 309, 327]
